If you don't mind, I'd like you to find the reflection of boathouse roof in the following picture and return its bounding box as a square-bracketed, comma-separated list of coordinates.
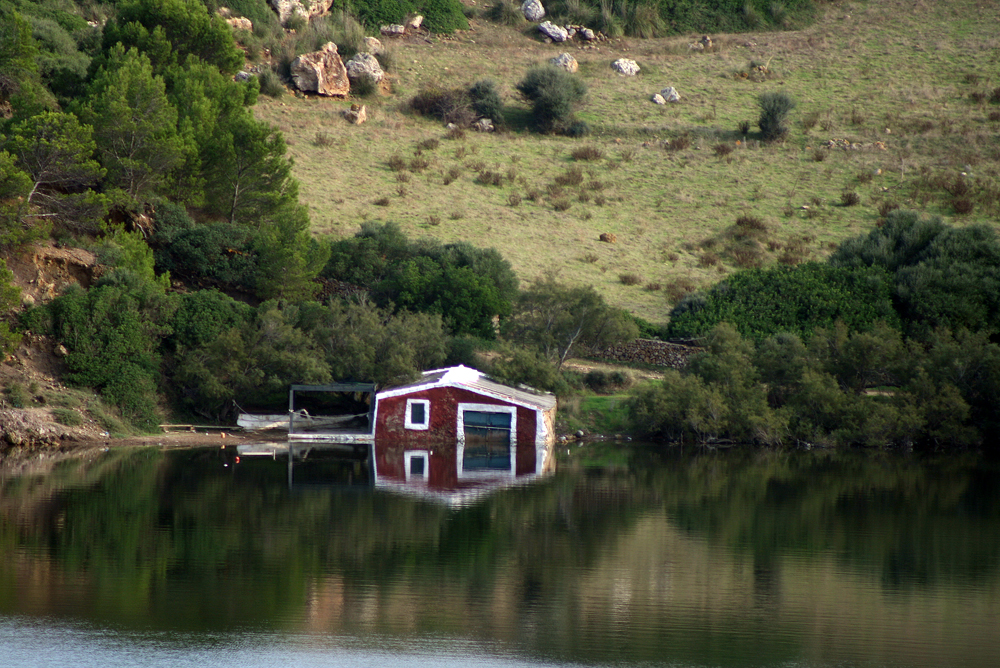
[378, 365, 557, 411]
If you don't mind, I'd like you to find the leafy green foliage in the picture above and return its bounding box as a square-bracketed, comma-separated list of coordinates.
[47, 281, 179, 430]
[0, 258, 23, 355]
[172, 300, 330, 417]
[0, 8, 55, 117]
[0, 149, 36, 248]
[757, 91, 795, 141]
[505, 275, 639, 368]
[351, 0, 469, 33]
[487, 344, 570, 395]
[419, 0, 470, 33]
[168, 289, 254, 351]
[667, 262, 899, 342]
[830, 210, 1000, 335]
[302, 300, 450, 386]
[468, 79, 504, 126]
[5, 111, 105, 225]
[325, 223, 518, 338]
[102, 0, 244, 76]
[516, 65, 587, 133]
[628, 320, 1000, 449]
[77, 46, 187, 200]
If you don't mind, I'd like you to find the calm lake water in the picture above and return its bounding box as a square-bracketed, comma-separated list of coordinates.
[1, 443, 998, 668]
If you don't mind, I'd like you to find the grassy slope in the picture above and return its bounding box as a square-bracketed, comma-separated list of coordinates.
[253, 0, 1000, 324]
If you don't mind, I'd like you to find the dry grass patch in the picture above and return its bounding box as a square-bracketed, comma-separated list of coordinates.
[251, 0, 1000, 324]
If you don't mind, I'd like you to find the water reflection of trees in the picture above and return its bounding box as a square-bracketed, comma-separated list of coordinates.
[0, 446, 998, 635]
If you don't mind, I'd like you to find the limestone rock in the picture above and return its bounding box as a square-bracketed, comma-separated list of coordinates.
[611, 58, 640, 76]
[290, 42, 349, 96]
[599, 232, 617, 243]
[226, 16, 253, 31]
[235, 71, 253, 82]
[549, 52, 578, 73]
[344, 103, 367, 124]
[651, 93, 666, 105]
[522, 0, 545, 21]
[539, 21, 569, 42]
[580, 27, 596, 40]
[345, 52, 384, 83]
[269, 0, 334, 25]
[660, 86, 680, 102]
[380, 24, 406, 36]
[362, 36, 383, 54]
[473, 117, 494, 132]
[405, 14, 423, 30]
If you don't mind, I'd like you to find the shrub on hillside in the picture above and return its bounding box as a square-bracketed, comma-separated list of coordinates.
[757, 91, 796, 141]
[829, 210, 1000, 335]
[468, 79, 505, 125]
[257, 68, 284, 97]
[410, 86, 476, 126]
[515, 65, 587, 133]
[666, 262, 900, 342]
[485, 0, 525, 25]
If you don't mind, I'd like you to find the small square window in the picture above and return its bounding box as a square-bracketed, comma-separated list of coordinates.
[404, 450, 429, 481]
[405, 399, 430, 430]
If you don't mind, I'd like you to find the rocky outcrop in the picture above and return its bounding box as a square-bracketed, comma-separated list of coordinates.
[269, 0, 334, 25]
[549, 52, 578, 73]
[290, 42, 349, 96]
[345, 52, 384, 83]
[539, 21, 569, 42]
[362, 36, 383, 54]
[343, 103, 367, 124]
[522, 0, 545, 21]
[660, 86, 680, 102]
[611, 58, 640, 75]
[380, 24, 406, 36]
[226, 16, 253, 31]
[651, 93, 666, 105]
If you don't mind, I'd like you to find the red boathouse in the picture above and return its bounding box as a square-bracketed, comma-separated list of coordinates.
[372, 365, 557, 491]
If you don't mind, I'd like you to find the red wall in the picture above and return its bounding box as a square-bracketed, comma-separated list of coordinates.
[375, 386, 539, 488]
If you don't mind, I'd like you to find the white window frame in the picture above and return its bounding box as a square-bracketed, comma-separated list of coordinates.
[405, 398, 430, 430]
[456, 403, 517, 479]
[404, 450, 429, 481]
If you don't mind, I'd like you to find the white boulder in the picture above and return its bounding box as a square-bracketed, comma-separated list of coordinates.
[522, 0, 545, 21]
[345, 52, 384, 83]
[539, 21, 569, 42]
[549, 52, 578, 73]
[611, 58, 640, 75]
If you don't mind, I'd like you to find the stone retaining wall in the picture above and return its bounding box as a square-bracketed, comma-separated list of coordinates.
[589, 339, 701, 369]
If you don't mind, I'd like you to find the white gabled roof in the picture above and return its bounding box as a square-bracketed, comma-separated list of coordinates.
[376, 365, 557, 411]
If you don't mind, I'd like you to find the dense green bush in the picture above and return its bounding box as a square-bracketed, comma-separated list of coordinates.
[627, 322, 1000, 449]
[46, 281, 178, 430]
[830, 210, 1000, 335]
[350, 0, 468, 33]
[757, 91, 796, 141]
[409, 85, 476, 126]
[468, 79, 505, 126]
[168, 289, 255, 351]
[667, 262, 900, 342]
[153, 208, 260, 292]
[515, 65, 587, 133]
[324, 223, 518, 338]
